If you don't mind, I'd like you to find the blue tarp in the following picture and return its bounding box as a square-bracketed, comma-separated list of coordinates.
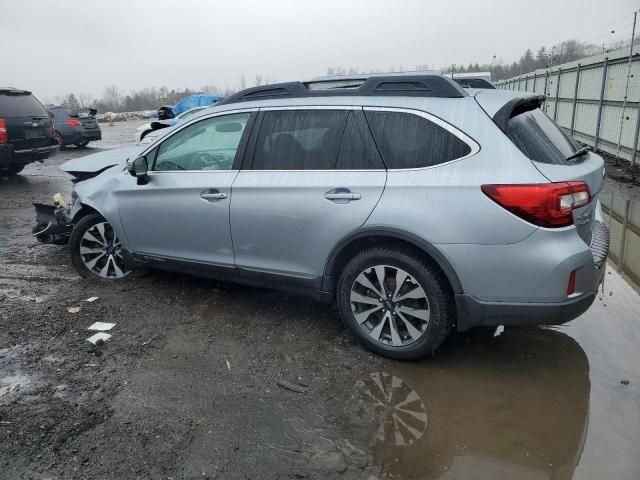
[171, 94, 223, 116]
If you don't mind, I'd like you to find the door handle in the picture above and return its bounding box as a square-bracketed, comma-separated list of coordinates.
[324, 189, 361, 203]
[200, 190, 227, 202]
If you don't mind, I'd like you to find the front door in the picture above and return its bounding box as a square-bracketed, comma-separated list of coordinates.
[118, 111, 254, 267]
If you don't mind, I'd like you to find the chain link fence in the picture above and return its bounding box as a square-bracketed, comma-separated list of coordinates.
[495, 46, 640, 165]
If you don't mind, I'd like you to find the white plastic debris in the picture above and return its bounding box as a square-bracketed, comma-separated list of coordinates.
[494, 325, 505, 337]
[86, 296, 99, 303]
[67, 306, 81, 314]
[86, 332, 112, 344]
[87, 322, 115, 331]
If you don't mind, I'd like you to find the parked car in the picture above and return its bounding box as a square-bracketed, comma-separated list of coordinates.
[47, 107, 102, 149]
[33, 74, 609, 360]
[135, 106, 208, 144]
[452, 72, 495, 89]
[156, 94, 223, 120]
[0, 87, 58, 176]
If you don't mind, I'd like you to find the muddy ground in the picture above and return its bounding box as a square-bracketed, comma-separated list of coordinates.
[1, 121, 640, 480]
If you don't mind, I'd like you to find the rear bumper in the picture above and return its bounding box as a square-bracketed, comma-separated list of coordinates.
[83, 128, 102, 141]
[61, 128, 101, 144]
[452, 219, 609, 331]
[455, 287, 599, 331]
[0, 143, 59, 169]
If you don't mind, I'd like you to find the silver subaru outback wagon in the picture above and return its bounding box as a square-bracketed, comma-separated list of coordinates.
[33, 74, 609, 360]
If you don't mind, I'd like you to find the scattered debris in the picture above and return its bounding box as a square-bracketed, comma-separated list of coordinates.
[494, 325, 505, 337]
[225, 360, 231, 371]
[87, 322, 115, 331]
[141, 336, 156, 346]
[621, 379, 630, 386]
[86, 332, 112, 345]
[86, 296, 99, 303]
[277, 380, 309, 394]
[67, 306, 81, 314]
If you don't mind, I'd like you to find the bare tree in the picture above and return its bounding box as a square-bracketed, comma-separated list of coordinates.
[102, 84, 123, 112]
[77, 93, 94, 109]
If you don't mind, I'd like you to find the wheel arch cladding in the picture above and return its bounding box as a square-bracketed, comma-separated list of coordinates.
[323, 228, 463, 295]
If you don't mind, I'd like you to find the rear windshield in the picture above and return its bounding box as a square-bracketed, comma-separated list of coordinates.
[0, 93, 48, 117]
[507, 108, 581, 165]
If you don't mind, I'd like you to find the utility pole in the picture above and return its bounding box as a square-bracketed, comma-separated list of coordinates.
[615, 10, 637, 163]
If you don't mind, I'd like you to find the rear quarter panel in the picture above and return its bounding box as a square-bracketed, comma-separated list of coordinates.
[365, 97, 549, 245]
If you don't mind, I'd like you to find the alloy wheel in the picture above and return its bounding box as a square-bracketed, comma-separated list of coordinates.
[79, 222, 131, 279]
[350, 265, 430, 347]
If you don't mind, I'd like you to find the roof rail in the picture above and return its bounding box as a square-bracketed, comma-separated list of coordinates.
[215, 74, 467, 106]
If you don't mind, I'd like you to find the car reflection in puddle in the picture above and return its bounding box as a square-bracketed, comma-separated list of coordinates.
[357, 372, 428, 448]
[355, 328, 590, 479]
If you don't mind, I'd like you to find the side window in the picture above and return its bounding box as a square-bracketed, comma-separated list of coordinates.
[153, 112, 251, 171]
[336, 111, 384, 170]
[365, 111, 472, 169]
[252, 110, 347, 170]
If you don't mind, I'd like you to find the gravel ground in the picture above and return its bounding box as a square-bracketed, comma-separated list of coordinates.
[1, 122, 640, 480]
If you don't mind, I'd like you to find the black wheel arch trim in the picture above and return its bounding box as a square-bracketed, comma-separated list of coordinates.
[323, 226, 463, 294]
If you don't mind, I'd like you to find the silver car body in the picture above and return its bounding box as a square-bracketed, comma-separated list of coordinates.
[60, 87, 608, 331]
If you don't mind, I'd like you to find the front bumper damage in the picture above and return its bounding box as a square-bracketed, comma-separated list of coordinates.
[32, 201, 74, 245]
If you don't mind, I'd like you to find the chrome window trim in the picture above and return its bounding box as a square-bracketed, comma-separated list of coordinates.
[141, 105, 480, 174]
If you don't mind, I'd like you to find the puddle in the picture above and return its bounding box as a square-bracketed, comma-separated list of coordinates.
[355, 266, 640, 479]
[0, 345, 44, 406]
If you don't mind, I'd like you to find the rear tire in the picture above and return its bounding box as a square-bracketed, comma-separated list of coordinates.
[5, 164, 25, 176]
[75, 139, 89, 148]
[69, 213, 143, 281]
[57, 133, 66, 150]
[336, 247, 455, 360]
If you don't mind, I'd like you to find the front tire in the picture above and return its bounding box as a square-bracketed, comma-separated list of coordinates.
[336, 247, 455, 360]
[69, 214, 137, 280]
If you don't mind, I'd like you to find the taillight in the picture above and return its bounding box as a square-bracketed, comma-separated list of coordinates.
[0, 118, 7, 144]
[49, 115, 56, 137]
[67, 118, 81, 127]
[481, 182, 591, 228]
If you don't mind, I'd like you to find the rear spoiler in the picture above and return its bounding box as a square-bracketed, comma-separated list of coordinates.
[492, 95, 545, 133]
[72, 108, 98, 117]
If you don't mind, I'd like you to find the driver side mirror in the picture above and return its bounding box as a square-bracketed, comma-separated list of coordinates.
[128, 156, 150, 185]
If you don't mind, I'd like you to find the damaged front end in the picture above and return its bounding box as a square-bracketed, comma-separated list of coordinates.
[32, 194, 74, 245]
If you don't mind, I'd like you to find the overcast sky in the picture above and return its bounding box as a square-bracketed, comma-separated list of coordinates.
[1, 0, 637, 101]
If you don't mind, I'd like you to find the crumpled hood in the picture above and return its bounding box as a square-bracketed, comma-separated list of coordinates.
[59, 145, 146, 173]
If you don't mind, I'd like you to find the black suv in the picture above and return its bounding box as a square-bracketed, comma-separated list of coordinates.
[0, 88, 59, 176]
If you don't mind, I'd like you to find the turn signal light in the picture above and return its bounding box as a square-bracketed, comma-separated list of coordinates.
[481, 182, 591, 228]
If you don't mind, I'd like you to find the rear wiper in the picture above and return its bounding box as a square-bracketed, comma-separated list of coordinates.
[566, 146, 592, 162]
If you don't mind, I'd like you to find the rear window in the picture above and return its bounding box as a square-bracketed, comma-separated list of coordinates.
[0, 93, 48, 117]
[507, 108, 581, 165]
[365, 111, 472, 169]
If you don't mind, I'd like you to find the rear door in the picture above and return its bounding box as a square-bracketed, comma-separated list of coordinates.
[230, 107, 387, 284]
[505, 107, 605, 243]
[0, 89, 54, 150]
